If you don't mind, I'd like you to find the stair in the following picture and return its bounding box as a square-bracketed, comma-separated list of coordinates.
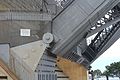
[55, 67, 69, 80]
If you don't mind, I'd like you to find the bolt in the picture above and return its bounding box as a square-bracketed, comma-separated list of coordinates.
[46, 36, 50, 40]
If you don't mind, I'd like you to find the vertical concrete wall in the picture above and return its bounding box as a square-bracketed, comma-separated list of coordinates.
[9, 50, 35, 80]
[0, 44, 9, 65]
[9, 40, 46, 80]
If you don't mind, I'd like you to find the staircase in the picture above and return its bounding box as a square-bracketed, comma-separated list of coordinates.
[35, 52, 69, 80]
[55, 67, 69, 80]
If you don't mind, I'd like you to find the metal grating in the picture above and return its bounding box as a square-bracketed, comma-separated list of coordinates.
[38, 73, 57, 80]
[35, 53, 56, 73]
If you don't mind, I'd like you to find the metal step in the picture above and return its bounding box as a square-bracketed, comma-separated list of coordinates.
[36, 52, 69, 80]
[55, 67, 69, 80]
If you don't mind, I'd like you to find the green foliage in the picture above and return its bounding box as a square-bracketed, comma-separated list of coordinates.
[93, 69, 102, 78]
[104, 61, 120, 78]
[102, 70, 111, 76]
[102, 70, 110, 80]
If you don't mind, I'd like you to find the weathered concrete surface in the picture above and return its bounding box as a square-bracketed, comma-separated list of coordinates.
[10, 40, 46, 80]
[10, 40, 46, 71]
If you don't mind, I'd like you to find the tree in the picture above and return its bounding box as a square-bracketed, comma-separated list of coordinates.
[102, 70, 110, 80]
[106, 62, 120, 79]
[93, 69, 102, 79]
[103, 61, 120, 79]
[88, 66, 102, 80]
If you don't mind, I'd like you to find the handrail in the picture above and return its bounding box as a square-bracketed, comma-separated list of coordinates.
[0, 58, 18, 80]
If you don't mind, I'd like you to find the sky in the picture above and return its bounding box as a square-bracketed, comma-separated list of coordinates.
[91, 38, 120, 72]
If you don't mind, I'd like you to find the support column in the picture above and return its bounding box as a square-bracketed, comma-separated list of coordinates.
[57, 57, 88, 80]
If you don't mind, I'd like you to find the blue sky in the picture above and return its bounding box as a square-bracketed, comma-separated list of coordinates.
[91, 38, 120, 72]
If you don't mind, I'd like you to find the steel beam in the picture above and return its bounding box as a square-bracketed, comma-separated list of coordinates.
[87, 16, 120, 37]
[51, 0, 119, 55]
[0, 11, 52, 21]
[89, 25, 120, 65]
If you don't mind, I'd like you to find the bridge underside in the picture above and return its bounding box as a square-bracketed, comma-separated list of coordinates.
[0, 0, 120, 80]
